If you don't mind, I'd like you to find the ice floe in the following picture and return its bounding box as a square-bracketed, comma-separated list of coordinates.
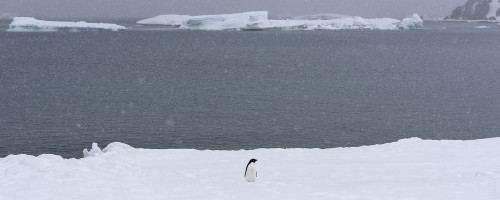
[8, 17, 126, 32]
[138, 11, 423, 31]
[474, 25, 491, 29]
[398, 13, 424, 30]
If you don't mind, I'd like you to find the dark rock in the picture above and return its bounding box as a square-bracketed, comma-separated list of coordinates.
[445, 0, 497, 20]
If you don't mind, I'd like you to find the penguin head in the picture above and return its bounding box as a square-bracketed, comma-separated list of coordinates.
[249, 158, 257, 163]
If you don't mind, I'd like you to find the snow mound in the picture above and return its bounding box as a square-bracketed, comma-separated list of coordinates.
[398, 13, 424, 30]
[8, 17, 127, 32]
[2, 137, 500, 200]
[138, 11, 424, 31]
[83, 142, 133, 157]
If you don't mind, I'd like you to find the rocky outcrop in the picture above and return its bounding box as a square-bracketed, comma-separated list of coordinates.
[445, 0, 499, 20]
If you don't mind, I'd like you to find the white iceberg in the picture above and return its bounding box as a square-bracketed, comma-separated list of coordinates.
[248, 17, 401, 30]
[290, 13, 353, 20]
[8, 17, 127, 32]
[1, 137, 499, 200]
[137, 11, 268, 30]
[180, 11, 268, 30]
[398, 13, 424, 30]
[137, 14, 192, 27]
[138, 11, 423, 31]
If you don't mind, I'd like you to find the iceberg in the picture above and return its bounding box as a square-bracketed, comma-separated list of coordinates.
[136, 14, 192, 27]
[180, 11, 268, 30]
[398, 13, 424, 30]
[1, 137, 499, 200]
[8, 17, 127, 32]
[247, 17, 402, 30]
[289, 13, 353, 20]
[138, 11, 423, 31]
[137, 11, 268, 30]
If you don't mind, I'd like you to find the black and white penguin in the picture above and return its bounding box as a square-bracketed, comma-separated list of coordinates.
[244, 158, 258, 182]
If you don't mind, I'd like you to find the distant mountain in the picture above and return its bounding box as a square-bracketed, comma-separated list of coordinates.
[445, 0, 500, 20]
[0, 13, 18, 19]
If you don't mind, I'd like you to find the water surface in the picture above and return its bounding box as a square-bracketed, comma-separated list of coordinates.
[1, 20, 500, 158]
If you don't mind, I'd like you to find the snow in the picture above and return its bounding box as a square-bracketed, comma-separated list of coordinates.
[398, 13, 424, 30]
[138, 11, 423, 31]
[487, 0, 500, 19]
[1, 138, 499, 200]
[8, 17, 126, 32]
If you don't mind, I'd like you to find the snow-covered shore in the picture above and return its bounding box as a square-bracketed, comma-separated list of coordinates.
[1, 137, 499, 200]
[138, 11, 423, 31]
[8, 17, 126, 32]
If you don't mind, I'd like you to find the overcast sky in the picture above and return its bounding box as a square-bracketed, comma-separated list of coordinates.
[1, 0, 468, 19]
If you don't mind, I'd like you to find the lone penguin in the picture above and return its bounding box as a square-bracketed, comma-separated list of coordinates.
[244, 158, 258, 182]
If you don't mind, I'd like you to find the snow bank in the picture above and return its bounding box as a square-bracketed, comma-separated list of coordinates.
[8, 17, 126, 32]
[398, 13, 424, 30]
[138, 11, 423, 31]
[1, 138, 499, 200]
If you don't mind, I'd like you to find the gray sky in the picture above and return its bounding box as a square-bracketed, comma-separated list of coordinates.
[1, 0, 468, 19]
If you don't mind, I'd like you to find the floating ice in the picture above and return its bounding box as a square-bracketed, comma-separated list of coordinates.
[180, 11, 268, 30]
[247, 17, 401, 30]
[137, 14, 192, 27]
[137, 11, 268, 30]
[1, 138, 499, 200]
[138, 11, 423, 31]
[398, 13, 424, 30]
[289, 13, 353, 20]
[8, 17, 127, 32]
[474, 25, 491, 29]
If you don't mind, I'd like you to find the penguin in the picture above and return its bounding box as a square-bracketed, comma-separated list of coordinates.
[244, 158, 258, 182]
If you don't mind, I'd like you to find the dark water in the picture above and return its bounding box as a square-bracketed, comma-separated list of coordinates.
[1, 19, 500, 158]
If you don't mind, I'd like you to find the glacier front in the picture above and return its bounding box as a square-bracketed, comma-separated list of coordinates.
[138, 11, 423, 31]
[8, 17, 127, 32]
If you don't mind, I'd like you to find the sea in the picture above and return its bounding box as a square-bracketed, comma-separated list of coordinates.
[1, 19, 500, 158]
